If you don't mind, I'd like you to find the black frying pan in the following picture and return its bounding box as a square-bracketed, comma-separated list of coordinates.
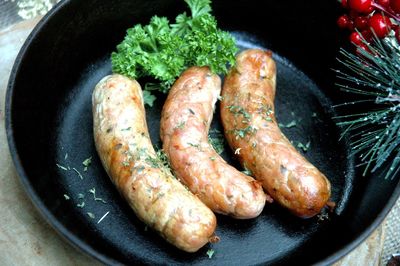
[5, 0, 400, 265]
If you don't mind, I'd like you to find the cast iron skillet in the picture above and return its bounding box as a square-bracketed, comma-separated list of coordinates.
[5, 0, 400, 265]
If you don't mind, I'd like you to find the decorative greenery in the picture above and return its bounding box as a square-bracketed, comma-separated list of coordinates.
[335, 32, 400, 179]
[111, 0, 238, 106]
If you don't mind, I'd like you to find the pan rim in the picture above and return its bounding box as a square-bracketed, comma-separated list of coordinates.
[4, 0, 122, 265]
[4, 0, 400, 265]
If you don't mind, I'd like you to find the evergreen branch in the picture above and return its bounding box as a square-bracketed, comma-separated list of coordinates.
[335, 33, 400, 180]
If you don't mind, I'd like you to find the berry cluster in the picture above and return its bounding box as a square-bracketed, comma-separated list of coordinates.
[337, 0, 400, 50]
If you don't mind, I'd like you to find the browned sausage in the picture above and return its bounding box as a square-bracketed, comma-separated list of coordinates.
[160, 67, 266, 219]
[92, 74, 216, 252]
[221, 49, 331, 218]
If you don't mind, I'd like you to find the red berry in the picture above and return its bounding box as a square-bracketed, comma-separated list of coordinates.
[350, 32, 363, 45]
[355, 16, 369, 30]
[342, 0, 348, 7]
[359, 43, 370, 51]
[377, 0, 390, 7]
[348, 20, 355, 31]
[349, 10, 360, 18]
[337, 15, 351, 29]
[366, 5, 375, 13]
[391, 0, 400, 14]
[361, 29, 373, 42]
[369, 14, 393, 38]
[348, 0, 373, 13]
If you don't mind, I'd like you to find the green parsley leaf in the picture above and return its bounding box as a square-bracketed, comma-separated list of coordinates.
[143, 90, 157, 107]
[72, 167, 83, 180]
[88, 188, 107, 204]
[242, 170, 252, 176]
[111, 0, 237, 106]
[187, 0, 212, 19]
[208, 129, 225, 155]
[56, 163, 68, 171]
[206, 249, 215, 259]
[278, 120, 297, 128]
[82, 157, 92, 167]
[82, 157, 92, 171]
[297, 140, 311, 152]
[175, 121, 186, 130]
[156, 148, 171, 170]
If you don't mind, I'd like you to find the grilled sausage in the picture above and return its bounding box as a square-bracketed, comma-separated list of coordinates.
[92, 74, 216, 252]
[221, 49, 331, 218]
[160, 67, 266, 219]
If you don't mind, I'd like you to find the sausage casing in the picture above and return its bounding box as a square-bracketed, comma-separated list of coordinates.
[92, 74, 216, 252]
[160, 67, 266, 219]
[221, 49, 331, 218]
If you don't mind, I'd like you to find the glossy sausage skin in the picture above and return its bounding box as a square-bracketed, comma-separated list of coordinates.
[221, 49, 331, 218]
[160, 67, 266, 219]
[92, 74, 216, 252]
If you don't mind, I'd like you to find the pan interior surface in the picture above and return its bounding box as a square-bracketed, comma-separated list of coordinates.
[6, 0, 400, 265]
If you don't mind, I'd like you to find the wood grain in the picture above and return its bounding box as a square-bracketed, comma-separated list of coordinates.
[0, 18, 385, 266]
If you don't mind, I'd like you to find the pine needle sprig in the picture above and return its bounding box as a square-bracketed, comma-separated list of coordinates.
[335, 32, 400, 179]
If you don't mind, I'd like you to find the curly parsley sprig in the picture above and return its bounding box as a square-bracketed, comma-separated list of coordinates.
[111, 0, 238, 106]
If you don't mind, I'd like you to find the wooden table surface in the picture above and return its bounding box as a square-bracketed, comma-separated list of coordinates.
[0, 18, 385, 266]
